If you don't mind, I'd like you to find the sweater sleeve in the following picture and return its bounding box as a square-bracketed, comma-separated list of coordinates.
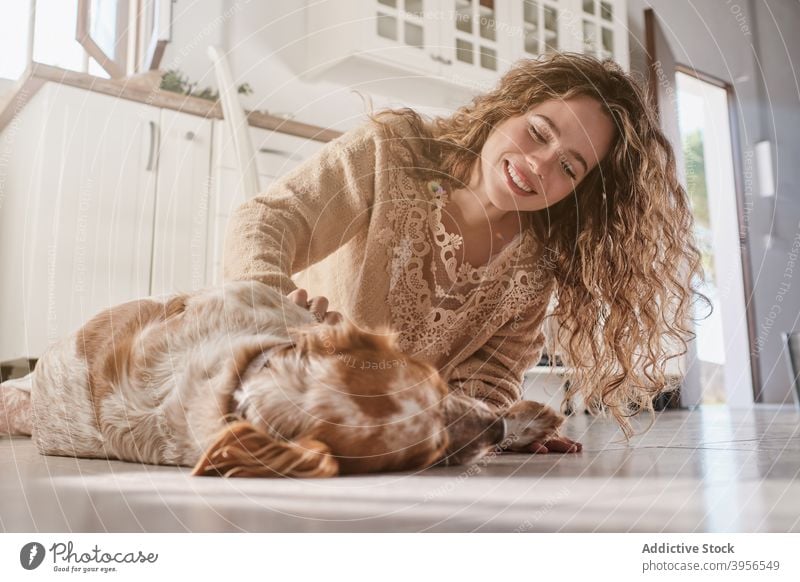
[222, 121, 381, 293]
[447, 278, 555, 411]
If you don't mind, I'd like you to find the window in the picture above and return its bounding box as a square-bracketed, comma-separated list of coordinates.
[33, 0, 88, 74]
[0, 0, 34, 80]
[0, 0, 156, 82]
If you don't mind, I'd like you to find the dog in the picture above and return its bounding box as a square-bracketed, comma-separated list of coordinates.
[0, 281, 564, 477]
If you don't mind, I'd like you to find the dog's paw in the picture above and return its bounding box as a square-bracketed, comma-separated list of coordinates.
[501, 400, 565, 452]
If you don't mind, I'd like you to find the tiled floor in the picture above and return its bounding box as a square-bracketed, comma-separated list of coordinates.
[1, 406, 798, 532]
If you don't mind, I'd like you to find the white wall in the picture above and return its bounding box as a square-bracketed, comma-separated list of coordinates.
[159, 0, 226, 98]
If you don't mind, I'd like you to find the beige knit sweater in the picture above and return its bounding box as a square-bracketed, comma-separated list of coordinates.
[223, 114, 557, 410]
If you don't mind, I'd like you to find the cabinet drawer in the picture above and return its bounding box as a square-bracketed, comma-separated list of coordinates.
[215, 123, 324, 177]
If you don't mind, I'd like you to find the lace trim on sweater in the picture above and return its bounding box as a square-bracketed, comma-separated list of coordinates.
[377, 176, 548, 360]
[427, 180, 533, 303]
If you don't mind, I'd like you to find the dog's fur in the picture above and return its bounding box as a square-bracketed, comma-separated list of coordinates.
[0, 281, 564, 477]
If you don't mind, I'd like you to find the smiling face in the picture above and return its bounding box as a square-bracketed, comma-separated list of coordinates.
[476, 95, 616, 212]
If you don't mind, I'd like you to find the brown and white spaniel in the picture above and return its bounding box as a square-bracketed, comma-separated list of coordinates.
[0, 281, 564, 477]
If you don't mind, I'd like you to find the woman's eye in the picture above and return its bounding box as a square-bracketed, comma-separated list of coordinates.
[528, 125, 545, 143]
[529, 124, 577, 180]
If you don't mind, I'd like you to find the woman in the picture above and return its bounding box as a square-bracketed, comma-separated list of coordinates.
[223, 52, 709, 451]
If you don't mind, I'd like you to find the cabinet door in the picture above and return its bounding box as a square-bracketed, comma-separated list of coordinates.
[508, 0, 567, 62]
[13, 84, 158, 359]
[438, 0, 510, 86]
[508, 0, 629, 70]
[571, 0, 628, 70]
[366, 0, 442, 75]
[150, 109, 213, 296]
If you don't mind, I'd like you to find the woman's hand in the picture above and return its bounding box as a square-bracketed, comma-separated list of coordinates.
[287, 288, 343, 325]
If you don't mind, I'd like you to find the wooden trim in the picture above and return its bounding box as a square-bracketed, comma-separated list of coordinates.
[644, 8, 657, 110]
[673, 63, 763, 403]
[0, 64, 342, 143]
[245, 111, 342, 142]
[76, 0, 126, 79]
[145, 38, 168, 71]
[0, 67, 45, 132]
[674, 64, 729, 90]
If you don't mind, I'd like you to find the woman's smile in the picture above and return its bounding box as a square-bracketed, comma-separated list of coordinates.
[503, 159, 538, 197]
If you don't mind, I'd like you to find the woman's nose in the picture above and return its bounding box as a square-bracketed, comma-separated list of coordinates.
[526, 155, 551, 183]
[528, 144, 560, 180]
[529, 144, 560, 174]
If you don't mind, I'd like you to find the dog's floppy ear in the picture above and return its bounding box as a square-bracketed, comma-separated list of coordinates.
[191, 421, 339, 478]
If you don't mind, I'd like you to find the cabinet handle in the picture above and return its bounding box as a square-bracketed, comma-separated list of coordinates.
[258, 147, 302, 161]
[429, 54, 452, 66]
[145, 120, 157, 172]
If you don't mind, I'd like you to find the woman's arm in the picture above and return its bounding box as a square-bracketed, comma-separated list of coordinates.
[447, 279, 555, 410]
[222, 122, 380, 293]
[446, 278, 581, 453]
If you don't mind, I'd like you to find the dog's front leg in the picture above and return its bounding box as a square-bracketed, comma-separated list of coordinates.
[500, 400, 580, 453]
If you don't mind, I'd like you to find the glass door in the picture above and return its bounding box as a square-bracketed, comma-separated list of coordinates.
[675, 71, 754, 407]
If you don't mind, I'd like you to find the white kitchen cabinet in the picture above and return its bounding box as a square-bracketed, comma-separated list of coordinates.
[0, 83, 158, 361]
[306, 0, 629, 91]
[207, 123, 325, 286]
[437, 0, 513, 85]
[150, 108, 214, 296]
[0, 84, 214, 362]
[500, 0, 629, 68]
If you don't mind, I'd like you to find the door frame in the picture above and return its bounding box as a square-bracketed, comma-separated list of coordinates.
[645, 8, 762, 403]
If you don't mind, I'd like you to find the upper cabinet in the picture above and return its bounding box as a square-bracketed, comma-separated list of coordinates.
[305, 0, 629, 93]
[437, 0, 512, 84]
[570, 0, 627, 64]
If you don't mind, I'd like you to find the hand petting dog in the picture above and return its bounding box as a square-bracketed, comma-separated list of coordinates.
[287, 288, 583, 457]
[287, 288, 343, 325]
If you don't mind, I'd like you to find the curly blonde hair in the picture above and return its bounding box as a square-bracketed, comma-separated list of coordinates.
[367, 52, 711, 437]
